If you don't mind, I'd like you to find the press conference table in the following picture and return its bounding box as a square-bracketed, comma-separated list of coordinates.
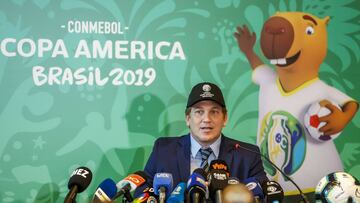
[283, 192, 314, 203]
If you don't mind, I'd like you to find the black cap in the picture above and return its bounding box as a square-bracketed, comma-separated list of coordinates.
[186, 82, 226, 108]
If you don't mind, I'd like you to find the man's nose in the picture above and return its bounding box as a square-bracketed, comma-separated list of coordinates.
[202, 112, 211, 122]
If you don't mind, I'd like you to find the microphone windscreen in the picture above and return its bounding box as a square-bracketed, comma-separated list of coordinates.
[209, 159, 229, 174]
[193, 168, 207, 180]
[99, 178, 117, 198]
[153, 173, 173, 196]
[261, 181, 284, 202]
[134, 171, 148, 182]
[133, 193, 150, 203]
[166, 182, 186, 203]
[228, 177, 240, 185]
[187, 172, 207, 191]
[134, 187, 159, 203]
[208, 169, 228, 194]
[68, 166, 93, 193]
[243, 177, 264, 199]
[117, 171, 147, 191]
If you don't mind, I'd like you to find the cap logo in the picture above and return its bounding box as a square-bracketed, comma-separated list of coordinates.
[202, 84, 211, 92]
[200, 84, 214, 98]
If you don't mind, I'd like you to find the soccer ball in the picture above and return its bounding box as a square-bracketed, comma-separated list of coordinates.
[315, 172, 360, 203]
[304, 100, 342, 142]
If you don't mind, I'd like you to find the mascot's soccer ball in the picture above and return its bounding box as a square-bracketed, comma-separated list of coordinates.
[304, 100, 342, 142]
[315, 172, 360, 203]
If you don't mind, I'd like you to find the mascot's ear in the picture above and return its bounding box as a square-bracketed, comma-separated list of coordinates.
[323, 16, 330, 25]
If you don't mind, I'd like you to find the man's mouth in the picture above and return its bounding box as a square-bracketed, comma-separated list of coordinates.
[269, 51, 301, 67]
[200, 127, 213, 131]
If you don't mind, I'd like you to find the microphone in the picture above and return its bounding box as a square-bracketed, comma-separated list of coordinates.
[234, 143, 309, 203]
[209, 159, 230, 177]
[166, 182, 186, 203]
[153, 173, 173, 203]
[64, 166, 92, 203]
[228, 177, 240, 185]
[186, 168, 207, 203]
[243, 177, 264, 201]
[133, 193, 150, 203]
[113, 171, 148, 201]
[92, 178, 117, 203]
[208, 169, 229, 203]
[261, 181, 284, 203]
[134, 187, 159, 203]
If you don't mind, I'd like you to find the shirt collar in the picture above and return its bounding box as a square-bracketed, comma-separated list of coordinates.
[190, 134, 222, 158]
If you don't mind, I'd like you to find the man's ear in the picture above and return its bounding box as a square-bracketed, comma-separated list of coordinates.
[185, 114, 190, 127]
[223, 113, 228, 127]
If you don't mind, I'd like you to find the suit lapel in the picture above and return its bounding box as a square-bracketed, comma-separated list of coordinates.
[177, 134, 191, 182]
[218, 135, 235, 170]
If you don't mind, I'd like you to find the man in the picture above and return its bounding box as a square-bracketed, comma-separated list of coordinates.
[135, 82, 267, 196]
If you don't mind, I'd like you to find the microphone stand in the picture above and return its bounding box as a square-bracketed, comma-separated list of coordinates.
[122, 190, 133, 203]
[159, 187, 166, 203]
[215, 190, 222, 203]
[112, 184, 131, 201]
[64, 185, 78, 203]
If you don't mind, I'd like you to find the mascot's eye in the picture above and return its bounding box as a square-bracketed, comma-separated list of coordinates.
[306, 26, 315, 35]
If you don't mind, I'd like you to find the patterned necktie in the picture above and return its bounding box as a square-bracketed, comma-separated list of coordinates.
[199, 147, 213, 172]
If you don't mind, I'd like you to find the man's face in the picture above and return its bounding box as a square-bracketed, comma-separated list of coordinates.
[186, 100, 228, 146]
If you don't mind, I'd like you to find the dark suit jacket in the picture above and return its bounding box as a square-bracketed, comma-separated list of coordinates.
[134, 134, 268, 196]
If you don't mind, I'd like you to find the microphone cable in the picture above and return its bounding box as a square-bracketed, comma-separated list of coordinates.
[235, 144, 309, 203]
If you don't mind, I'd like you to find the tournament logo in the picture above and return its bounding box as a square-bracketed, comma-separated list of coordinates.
[200, 84, 214, 98]
[258, 111, 306, 181]
[202, 84, 211, 92]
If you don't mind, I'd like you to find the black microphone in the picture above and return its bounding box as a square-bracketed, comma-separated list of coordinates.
[209, 159, 230, 177]
[64, 166, 93, 203]
[262, 181, 284, 203]
[208, 169, 229, 203]
[208, 159, 230, 203]
[234, 143, 309, 203]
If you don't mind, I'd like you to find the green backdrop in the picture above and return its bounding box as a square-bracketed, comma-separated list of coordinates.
[0, 0, 359, 202]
